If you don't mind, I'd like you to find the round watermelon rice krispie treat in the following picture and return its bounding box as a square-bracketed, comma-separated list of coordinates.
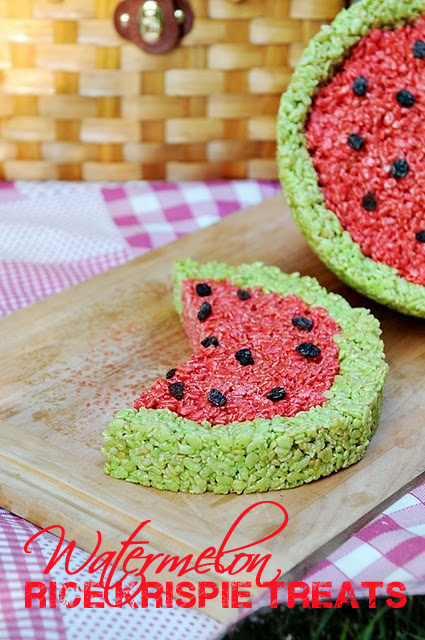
[277, 0, 425, 318]
[103, 260, 387, 494]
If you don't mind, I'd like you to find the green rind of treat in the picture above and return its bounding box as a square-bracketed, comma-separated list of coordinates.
[102, 259, 387, 494]
[277, 0, 425, 318]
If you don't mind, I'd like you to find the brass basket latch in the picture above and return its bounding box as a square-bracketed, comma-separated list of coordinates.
[114, 0, 194, 54]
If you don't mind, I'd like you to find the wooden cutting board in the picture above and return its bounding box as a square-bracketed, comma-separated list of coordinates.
[1, 194, 424, 623]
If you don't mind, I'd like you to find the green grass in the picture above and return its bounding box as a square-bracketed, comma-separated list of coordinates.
[218, 597, 425, 640]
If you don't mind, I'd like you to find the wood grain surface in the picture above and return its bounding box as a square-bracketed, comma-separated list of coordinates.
[1, 194, 424, 622]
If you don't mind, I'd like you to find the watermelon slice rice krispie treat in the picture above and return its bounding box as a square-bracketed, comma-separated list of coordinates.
[103, 260, 387, 494]
[277, 0, 425, 318]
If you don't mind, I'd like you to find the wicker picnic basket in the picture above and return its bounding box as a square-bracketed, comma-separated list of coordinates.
[0, 0, 345, 181]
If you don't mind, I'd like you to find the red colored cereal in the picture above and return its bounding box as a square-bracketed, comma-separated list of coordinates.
[306, 17, 425, 286]
[134, 279, 340, 425]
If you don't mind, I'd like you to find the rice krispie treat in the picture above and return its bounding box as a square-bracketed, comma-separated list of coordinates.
[278, 0, 425, 317]
[103, 260, 387, 494]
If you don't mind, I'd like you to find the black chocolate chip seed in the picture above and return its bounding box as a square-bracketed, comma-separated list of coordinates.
[391, 159, 409, 179]
[296, 342, 321, 358]
[267, 387, 286, 402]
[208, 388, 227, 407]
[291, 315, 314, 331]
[201, 335, 219, 348]
[196, 282, 212, 297]
[348, 134, 365, 151]
[168, 382, 185, 400]
[396, 89, 416, 108]
[235, 349, 254, 367]
[352, 76, 368, 96]
[362, 192, 377, 211]
[237, 289, 251, 300]
[415, 230, 425, 242]
[165, 368, 177, 379]
[235, 348, 254, 366]
[413, 39, 425, 58]
[197, 301, 212, 321]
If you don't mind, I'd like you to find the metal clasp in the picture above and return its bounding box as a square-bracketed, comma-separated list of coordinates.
[114, 0, 194, 54]
[139, 1, 164, 44]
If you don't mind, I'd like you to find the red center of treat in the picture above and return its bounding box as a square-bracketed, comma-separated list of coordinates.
[306, 16, 425, 286]
[134, 279, 341, 425]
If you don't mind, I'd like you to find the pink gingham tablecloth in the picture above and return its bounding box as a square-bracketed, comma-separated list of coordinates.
[0, 180, 424, 640]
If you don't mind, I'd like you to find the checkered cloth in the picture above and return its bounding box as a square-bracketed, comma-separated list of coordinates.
[0, 180, 279, 316]
[0, 180, 424, 640]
